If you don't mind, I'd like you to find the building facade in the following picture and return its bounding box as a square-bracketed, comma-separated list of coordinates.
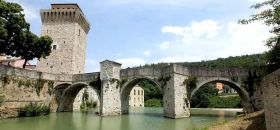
[0, 55, 35, 69]
[129, 85, 144, 107]
[36, 4, 90, 74]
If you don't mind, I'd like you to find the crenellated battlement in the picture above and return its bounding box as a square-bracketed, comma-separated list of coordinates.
[40, 4, 90, 33]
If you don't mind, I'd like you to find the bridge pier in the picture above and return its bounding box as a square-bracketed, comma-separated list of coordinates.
[100, 60, 122, 116]
[163, 64, 190, 118]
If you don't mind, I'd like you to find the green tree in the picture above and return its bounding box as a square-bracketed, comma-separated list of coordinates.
[191, 84, 218, 108]
[240, 0, 280, 72]
[184, 76, 198, 100]
[144, 98, 162, 107]
[15, 32, 52, 68]
[139, 79, 162, 101]
[0, 0, 52, 68]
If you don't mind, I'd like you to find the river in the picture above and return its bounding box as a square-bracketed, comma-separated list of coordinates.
[0, 107, 241, 130]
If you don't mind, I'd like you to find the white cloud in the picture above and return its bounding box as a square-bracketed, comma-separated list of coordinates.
[191, 20, 221, 38]
[142, 50, 151, 57]
[160, 19, 270, 62]
[160, 41, 171, 50]
[153, 56, 186, 63]
[162, 20, 222, 44]
[6, 0, 39, 22]
[116, 58, 146, 68]
[221, 21, 270, 56]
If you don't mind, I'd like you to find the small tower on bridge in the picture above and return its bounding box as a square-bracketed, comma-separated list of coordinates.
[37, 3, 90, 74]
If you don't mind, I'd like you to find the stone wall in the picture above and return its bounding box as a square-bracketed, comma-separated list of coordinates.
[251, 85, 264, 110]
[37, 22, 78, 74]
[174, 65, 248, 77]
[1, 75, 53, 109]
[120, 66, 162, 78]
[0, 65, 72, 118]
[261, 69, 280, 130]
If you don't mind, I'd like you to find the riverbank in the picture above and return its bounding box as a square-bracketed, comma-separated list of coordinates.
[208, 110, 265, 130]
[191, 108, 242, 117]
[0, 107, 18, 119]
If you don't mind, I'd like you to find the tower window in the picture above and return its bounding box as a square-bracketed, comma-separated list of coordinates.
[78, 29, 81, 36]
[53, 45, 57, 50]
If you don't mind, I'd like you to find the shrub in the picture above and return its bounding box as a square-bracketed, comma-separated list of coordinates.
[145, 99, 162, 107]
[86, 100, 97, 108]
[80, 102, 87, 112]
[18, 103, 50, 117]
[209, 96, 242, 108]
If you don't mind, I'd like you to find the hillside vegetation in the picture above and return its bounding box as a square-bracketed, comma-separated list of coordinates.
[137, 53, 267, 70]
[180, 54, 266, 69]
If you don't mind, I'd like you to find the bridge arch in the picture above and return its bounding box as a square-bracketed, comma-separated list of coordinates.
[57, 82, 101, 112]
[190, 77, 253, 113]
[120, 76, 162, 114]
[50, 83, 72, 112]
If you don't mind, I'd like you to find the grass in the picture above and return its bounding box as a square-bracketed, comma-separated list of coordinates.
[18, 103, 50, 117]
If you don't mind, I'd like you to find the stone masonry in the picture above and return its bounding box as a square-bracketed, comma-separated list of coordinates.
[100, 60, 122, 116]
[36, 4, 90, 74]
[0, 60, 252, 119]
[261, 69, 280, 130]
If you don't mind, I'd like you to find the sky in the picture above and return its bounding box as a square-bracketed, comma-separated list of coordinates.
[6, 0, 270, 72]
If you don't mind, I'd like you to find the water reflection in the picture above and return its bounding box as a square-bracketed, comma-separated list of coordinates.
[0, 108, 236, 130]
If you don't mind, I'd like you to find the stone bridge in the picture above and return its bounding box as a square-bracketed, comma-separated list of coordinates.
[0, 60, 253, 118]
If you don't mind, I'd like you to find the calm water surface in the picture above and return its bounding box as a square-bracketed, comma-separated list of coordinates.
[0, 107, 238, 130]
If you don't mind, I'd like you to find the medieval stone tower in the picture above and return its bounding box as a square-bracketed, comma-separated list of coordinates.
[36, 4, 90, 74]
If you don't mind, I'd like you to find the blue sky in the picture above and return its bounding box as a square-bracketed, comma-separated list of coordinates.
[7, 0, 270, 72]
